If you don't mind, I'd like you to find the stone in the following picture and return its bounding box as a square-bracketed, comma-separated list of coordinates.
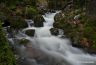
[33, 14, 45, 27]
[54, 12, 65, 22]
[50, 28, 59, 36]
[53, 12, 65, 28]
[19, 38, 30, 45]
[25, 29, 35, 37]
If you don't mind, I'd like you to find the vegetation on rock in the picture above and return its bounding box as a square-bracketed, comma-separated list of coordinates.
[33, 14, 44, 27]
[19, 38, 30, 45]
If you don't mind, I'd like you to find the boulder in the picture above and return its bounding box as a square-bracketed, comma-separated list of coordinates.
[25, 29, 35, 37]
[53, 12, 65, 28]
[54, 12, 65, 22]
[33, 14, 45, 27]
[50, 28, 59, 36]
[19, 38, 30, 46]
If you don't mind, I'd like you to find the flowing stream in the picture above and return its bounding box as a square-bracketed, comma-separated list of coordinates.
[9, 11, 96, 65]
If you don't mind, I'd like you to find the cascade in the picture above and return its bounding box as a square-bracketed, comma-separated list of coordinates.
[9, 11, 96, 65]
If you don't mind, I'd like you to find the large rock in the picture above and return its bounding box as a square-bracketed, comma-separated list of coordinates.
[54, 12, 65, 22]
[53, 12, 65, 28]
[50, 28, 59, 36]
[25, 29, 35, 37]
[19, 38, 30, 46]
[33, 14, 45, 27]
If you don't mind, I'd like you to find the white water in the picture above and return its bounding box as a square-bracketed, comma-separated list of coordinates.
[43, 12, 58, 27]
[14, 12, 96, 65]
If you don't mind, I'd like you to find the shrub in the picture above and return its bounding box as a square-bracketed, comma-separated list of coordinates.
[0, 21, 16, 65]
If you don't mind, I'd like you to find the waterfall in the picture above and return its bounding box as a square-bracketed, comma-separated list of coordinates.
[9, 11, 96, 65]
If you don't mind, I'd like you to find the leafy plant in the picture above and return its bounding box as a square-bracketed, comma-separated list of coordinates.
[0, 21, 16, 65]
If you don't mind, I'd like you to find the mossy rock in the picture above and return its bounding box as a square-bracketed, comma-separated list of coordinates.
[54, 12, 65, 22]
[50, 28, 59, 36]
[19, 38, 30, 45]
[33, 14, 45, 27]
[25, 29, 35, 37]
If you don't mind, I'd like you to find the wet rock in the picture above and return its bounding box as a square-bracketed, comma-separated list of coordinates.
[53, 12, 65, 28]
[54, 12, 65, 22]
[25, 29, 35, 37]
[33, 14, 45, 27]
[71, 42, 84, 48]
[48, 9, 55, 13]
[50, 28, 59, 36]
[19, 38, 30, 45]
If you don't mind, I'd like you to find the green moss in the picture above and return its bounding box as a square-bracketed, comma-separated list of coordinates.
[19, 38, 29, 45]
[0, 21, 16, 65]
